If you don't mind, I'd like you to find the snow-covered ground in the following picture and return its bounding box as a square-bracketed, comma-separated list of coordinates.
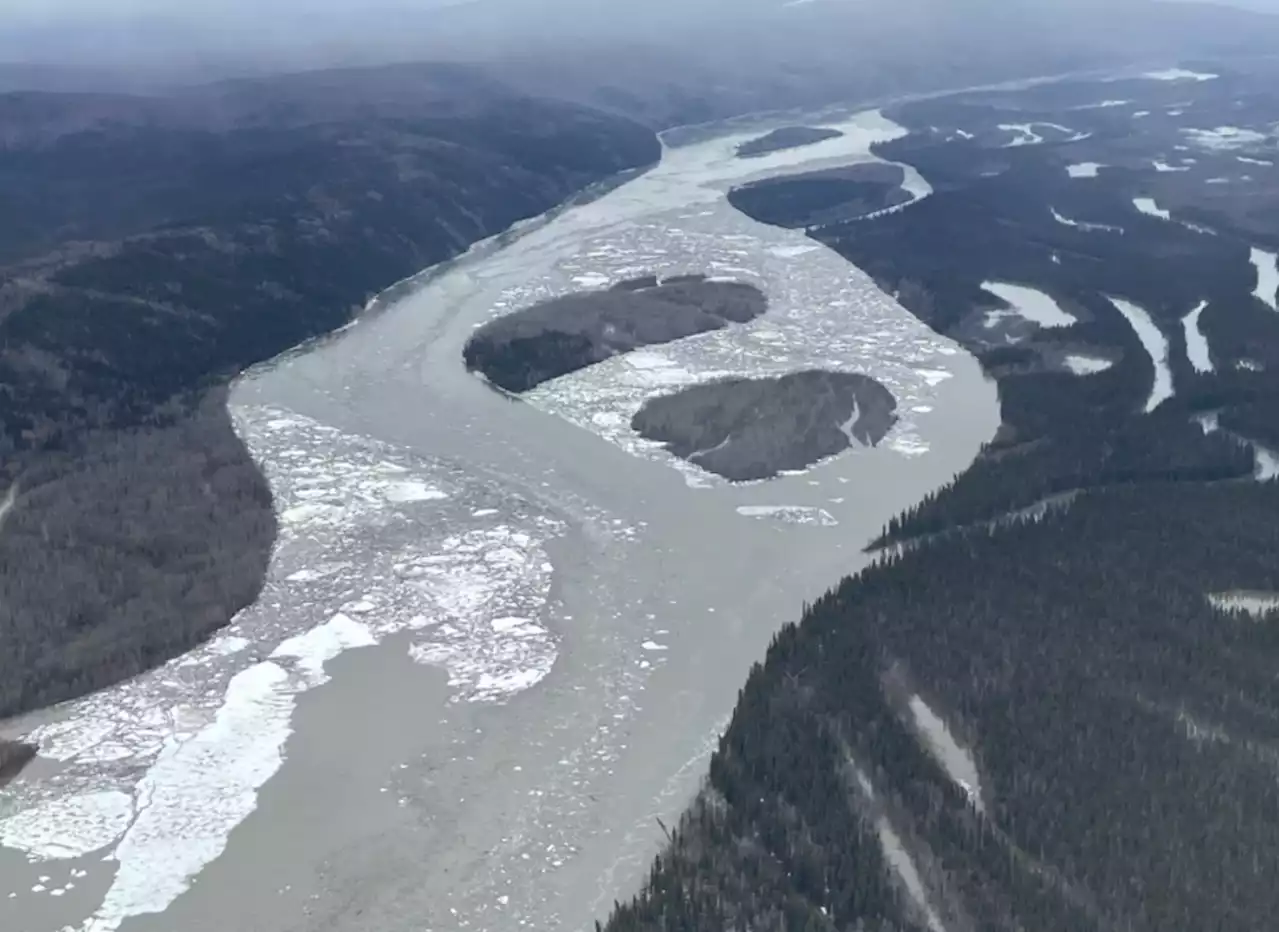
[1051, 207, 1123, 234]
[1184, 126, 1269, 150]
[0, 407, 568, 929]
[1064, 354, 1114, 374]
[1133, 196, 1171, 220]
[981, 281, 1076, 328]
[906, 695, 984, 811]
[1107, 296, 1173, 412]
[1182, 301, 1213, 373]
[1208, 591, 1278, 617]
[1142, 68, 1218, 82]
[1249, 248, 1278, 311]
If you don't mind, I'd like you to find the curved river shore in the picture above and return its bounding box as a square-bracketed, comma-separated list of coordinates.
[0, 108, 997, 932]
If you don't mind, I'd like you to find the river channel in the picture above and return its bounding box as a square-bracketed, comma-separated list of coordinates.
[0, 107, 997, 932]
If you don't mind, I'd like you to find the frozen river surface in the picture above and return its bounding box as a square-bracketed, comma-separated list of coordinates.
[0, 109, 997, 932]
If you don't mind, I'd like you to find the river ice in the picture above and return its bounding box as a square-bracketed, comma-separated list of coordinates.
[0, 407, 566, 928]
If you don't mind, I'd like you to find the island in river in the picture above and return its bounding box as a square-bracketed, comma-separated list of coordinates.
[632, 370, 898, 481]
[735, 125, 844, 158]
[462, 276, 767, 391]
[727, 162, 911, 228]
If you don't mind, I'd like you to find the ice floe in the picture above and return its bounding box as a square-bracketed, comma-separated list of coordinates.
[0, 406, 568, 927]
[734, 504, 838, 525]
[1066, 161, 1102, 178]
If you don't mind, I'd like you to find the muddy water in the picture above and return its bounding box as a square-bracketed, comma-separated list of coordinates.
[2, 109, 998, 932]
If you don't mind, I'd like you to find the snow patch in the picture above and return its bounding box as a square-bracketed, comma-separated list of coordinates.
[1108, 296, 1173, 412]
[1064, 354, 1113, 374]
[1066, 161, 1102, 178]
[981, 281, 1075, 328]
[1182, 301, 1213, 373]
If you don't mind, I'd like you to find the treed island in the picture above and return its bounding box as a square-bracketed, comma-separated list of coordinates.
[463, 275, 899, 480]
[602, 62, 1278, 932]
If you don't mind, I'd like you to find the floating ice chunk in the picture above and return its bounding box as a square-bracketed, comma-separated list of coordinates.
[471, 508, 500, 517]
[1152, 159, 1189, 173]
[735, 505, 838, 526]
[78, 662, 298, 932]
[0, 790, 134, 861]
[1066, 161, 1102, 178]
[640, 641, 668, 651]
[384, 481, 448, 503]
[270, 613, 376, 684]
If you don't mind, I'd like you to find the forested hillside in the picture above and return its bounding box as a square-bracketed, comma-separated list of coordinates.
[0, 64, 658, 732]
[604, 62, 1278, 932]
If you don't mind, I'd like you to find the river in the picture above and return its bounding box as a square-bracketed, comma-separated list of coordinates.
[0, 107, 997, 932]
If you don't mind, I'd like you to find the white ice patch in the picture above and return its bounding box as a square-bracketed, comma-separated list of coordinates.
[1182, 301, 1213, 373]
[1132, 197, 1171, 221]
[734, 505, 838, 526]
[1237, 156, 1274, 167]
[1063, 355, 1113, 374]
[1066, 162, 1102, 178]
[0, 791, 134, 861]
[384, 480, 448, 503]
[981, 281, 1075, 328]
[1152, 159, 1189, 173]
[1249, 248, 1278, 311]
[1142, 67, 1218, 82]
[1107, 296, 1173, 412]
[1, 406, 564, 926]
[571, 272, 611, 288]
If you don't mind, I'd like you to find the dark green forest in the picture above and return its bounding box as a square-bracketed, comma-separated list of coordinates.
[604, 66, 1277, 932]
[0, 65, 658, 733]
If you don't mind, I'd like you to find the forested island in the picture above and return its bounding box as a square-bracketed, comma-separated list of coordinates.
[727, 163, 910, 228]
[604, 60, 1278, 932]
[0, 64, 659, 754]
[632, 370, 897, 481]
[736, 125, 844, 158]
[463, 277, 766, 392]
